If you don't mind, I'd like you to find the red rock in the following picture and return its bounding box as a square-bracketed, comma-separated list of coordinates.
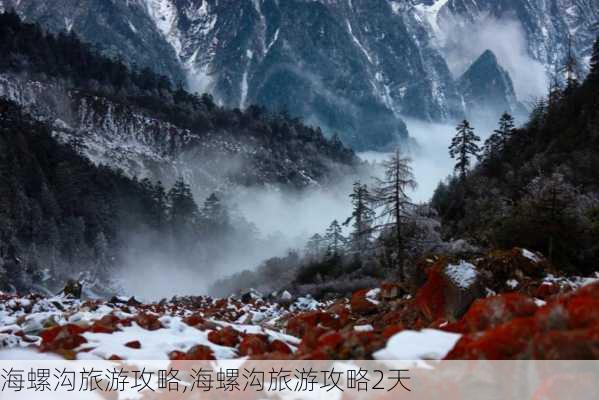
[535, 282, 559, 299]
[415, 265, 447, 321]
[91, 314, 121, 333]
[40, 324, 88, 352]
[125, 340, 141, 349]
[298, 349, 331, 360]
[183, 314, 205, 327]
[214, 299, 227, 309]
[207, 326, 240, 347]
[168, 350, 188, 360]
[108, 355, 123, 360]
[296, 326, 328, 355]
[533, 327, 599, 359]
[460, 293, 538, 333]
[575, 282, 599, 298]
[351, 289, 378, 314]
[327, 303, 351, 326]
[238, 335, 269, 356]
[287, 311, 338, 336]
[317, 331, 343, 349]
[565, 296, 599, 329]
[40, 324, 86, 344]
[134, 313, 163, 331]
[270, 340, 292, 354]
[446, 317, 537, 359]
[185, 345, 216, 360]
[447, 283, 599, 359]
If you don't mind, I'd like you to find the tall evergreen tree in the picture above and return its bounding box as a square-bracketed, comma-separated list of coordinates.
[449, 120, 480, 181]
[562, 35, 579, 93]
[483, 112, 515, 160]
[201, 193, 229, 233]
[168, 178, 198, 232]
[374, 148, 416, 278]
[344, 182, 375, 253]
[305, 233, 324, 257]
[325, 220, 345, 256]
[151, 181, 168, 229]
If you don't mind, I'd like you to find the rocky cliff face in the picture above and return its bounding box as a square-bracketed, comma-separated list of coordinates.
[1, 0, 597, 149]
[459, 50, 526, 120]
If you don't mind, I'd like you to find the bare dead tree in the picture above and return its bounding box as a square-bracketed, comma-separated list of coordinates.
[373, 148, 417, 279]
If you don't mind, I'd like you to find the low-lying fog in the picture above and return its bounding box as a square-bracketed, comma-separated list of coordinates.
[115, 117, 505, 300]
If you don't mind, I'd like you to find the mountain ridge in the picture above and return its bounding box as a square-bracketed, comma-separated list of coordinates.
[0, 12, 360, 197]
[1, 0, 595, 149]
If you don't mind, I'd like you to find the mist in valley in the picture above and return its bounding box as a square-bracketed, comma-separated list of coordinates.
[112, 113, 511, 301]
[113, 13, 546, 301]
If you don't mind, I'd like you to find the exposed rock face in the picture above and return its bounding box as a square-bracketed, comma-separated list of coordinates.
[2, 0, 596, 149]
[459, 50, 527, 120]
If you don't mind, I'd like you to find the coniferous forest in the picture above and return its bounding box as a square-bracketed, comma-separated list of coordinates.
[1, 3, 599, 365]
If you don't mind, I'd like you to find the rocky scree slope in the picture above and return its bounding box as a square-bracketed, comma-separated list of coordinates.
[1, 247, 598, 361]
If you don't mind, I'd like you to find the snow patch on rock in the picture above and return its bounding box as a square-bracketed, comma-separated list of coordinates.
[444, 260, 478, 289]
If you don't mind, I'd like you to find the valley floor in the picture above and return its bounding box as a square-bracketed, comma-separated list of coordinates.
[1, 248, 599, 361]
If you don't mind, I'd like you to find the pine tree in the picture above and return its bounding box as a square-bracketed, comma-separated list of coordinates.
[547, 64, 563, 107]
[374, 148, 416, 278]
[521, 173, 578, 262]
[449, 120, 480, 180]
[152, 181, 168, 229]
[305, 233, 324, 257]
[201, 192, 229, 233]
[527, 98, 547, 130]
[343, 182, 375, 253]
[483, 112, 515, 160]
[562, 35, 579, 93]
[325, 220, 345, 255]
[168, 178, 198, 230]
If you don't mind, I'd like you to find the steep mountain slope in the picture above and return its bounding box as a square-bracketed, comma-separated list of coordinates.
[459, 50, 526, 120]
[0, 0, 185, 84]
[1, 1, 596, 149]
[0, 12, 359, 197]
[0, 98, 165, 293]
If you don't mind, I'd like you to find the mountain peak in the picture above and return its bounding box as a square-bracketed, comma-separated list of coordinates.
[478, 49, 498, 63]
[459, 49, 524, 120]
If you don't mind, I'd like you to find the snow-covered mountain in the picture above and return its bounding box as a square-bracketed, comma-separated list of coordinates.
[0, 72, 359, 197]
[1, 0, 597, 149]
[439, 0, 598, 72]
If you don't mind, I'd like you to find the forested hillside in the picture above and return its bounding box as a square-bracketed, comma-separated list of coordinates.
[0, 99, 154, 292]
[0, 11, 363, 294]
[0, 11, 359, 193]
[214, 37, 599, 298]
[433, 39, 599, 273]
